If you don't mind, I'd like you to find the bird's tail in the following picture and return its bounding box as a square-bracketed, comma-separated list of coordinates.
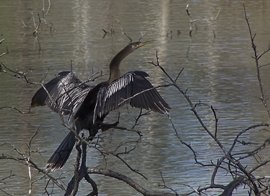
[46, 131, 76, 170]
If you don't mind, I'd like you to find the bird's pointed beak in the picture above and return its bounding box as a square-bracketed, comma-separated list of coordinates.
[138, 40, 154, 48]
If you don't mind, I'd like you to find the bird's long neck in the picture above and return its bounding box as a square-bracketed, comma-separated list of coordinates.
[108, 45, 131, 83]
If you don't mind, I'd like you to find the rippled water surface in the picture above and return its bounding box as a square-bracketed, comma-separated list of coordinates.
[1, 0, 270, 195]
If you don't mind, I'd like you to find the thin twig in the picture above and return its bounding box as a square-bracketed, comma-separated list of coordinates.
[244, 3, 270, 118]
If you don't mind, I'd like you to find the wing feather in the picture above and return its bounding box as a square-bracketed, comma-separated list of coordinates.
[94, 71, 170, 120]
[31, 71, 92, 115]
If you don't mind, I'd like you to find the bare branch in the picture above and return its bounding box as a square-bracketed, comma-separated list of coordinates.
[0, 153, 66, 191]
[211, 105, 218, 138]
[159, 171, 179, 195]
[150, 50, 227, 154]
[88, 168, 177, 196]
[123, 32, 132, 42]
[244, 3, 270, 118]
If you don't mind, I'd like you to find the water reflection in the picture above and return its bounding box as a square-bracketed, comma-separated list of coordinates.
[1, 0, 270, 195]
[72, 0, 91, 67]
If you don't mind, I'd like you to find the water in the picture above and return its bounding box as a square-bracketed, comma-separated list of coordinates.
[1, 0, 270, 195]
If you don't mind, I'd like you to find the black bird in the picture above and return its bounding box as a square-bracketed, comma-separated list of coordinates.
[31, 41, 170, 170]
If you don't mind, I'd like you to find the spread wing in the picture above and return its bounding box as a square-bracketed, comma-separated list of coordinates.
[31, 71, 91, 115]
[94, 71, 170, 120]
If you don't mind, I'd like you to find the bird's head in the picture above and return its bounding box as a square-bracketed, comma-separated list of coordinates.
[126, 41, 152, 52]
[110, 40, 152, 68]
[108, 40, 152, 82]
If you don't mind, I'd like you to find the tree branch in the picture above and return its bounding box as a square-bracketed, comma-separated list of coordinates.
[88, 168, 177, 196]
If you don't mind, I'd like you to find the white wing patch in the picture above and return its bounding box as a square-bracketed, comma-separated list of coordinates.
[105, 73, 133, 100]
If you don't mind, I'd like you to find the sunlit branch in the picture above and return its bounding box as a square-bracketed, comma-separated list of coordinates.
[0, 147, 66, 191]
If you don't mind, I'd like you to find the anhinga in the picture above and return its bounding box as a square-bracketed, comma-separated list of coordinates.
[31, 41, 170, 170]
